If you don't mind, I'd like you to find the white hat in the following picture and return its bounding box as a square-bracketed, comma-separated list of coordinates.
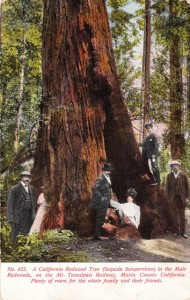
[20, 171, 32, 177]
[169, 160, 181, 167]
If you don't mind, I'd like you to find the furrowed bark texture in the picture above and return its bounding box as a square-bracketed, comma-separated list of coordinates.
[33, 0, 171, 237]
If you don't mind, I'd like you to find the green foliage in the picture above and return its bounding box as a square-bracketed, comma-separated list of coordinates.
[0, 0, 42, 176]
[37, 229, 75, 244]
[108, 0, 128, 8]
[53, 251, 91, 263]
[152, 0, 190, 53]
[183, 137, 190, 178]
[150, 61, 169, 123]
[0, 0, 190, 220]
[149, 0, 190, 168]
[158, 148, 170, 187]
[1, 215, 90, 262]
[159, 148, 170, 174]
[0, 170, 22, 206]
[107, 0, 142, 116]
[124, 87, 141, 116]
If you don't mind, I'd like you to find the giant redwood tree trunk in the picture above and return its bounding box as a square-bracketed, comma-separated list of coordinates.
[32, 0, 172, 238]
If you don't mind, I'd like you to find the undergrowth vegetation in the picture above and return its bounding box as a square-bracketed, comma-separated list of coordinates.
[1, 216, 90, 262]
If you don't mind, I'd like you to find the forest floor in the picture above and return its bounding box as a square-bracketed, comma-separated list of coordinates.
[59, 208, 190, 263]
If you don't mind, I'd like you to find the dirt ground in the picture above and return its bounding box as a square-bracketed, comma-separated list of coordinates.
[60, 209, 190, 262]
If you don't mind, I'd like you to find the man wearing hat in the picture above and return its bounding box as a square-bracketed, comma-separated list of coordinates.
[7, 171, 37, 245]
[90, 162, 122, 240]
[142, 123, 161, 185]
[165, 160, 190, 238]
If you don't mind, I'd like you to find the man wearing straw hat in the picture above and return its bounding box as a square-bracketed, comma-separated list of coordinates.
[165, 160, 190, 238]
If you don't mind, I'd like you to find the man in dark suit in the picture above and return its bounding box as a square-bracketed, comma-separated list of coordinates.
[142, 123, 161, 185]
[165, 160, 190, 238]
[89, 163, 113, 240]
[7, 171, 37, 245]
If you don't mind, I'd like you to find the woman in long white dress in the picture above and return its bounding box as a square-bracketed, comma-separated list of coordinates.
[29, 190, 48, 235]
[120, 188, 141, 228]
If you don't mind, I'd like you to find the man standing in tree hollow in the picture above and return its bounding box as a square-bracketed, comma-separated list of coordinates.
[165, 160, 190, 239]
[142, 123, 161, 185]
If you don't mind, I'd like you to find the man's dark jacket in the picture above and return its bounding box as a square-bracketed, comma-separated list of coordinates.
[89, 174, 112, 209]
[142, 133, 159, 159]
[165, 172, 190, 206]
[7, 182, 36, 224]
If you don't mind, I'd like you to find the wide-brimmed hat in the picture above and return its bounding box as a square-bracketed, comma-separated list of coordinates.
[126, 188, 137, 197]
[145, 123, 153, 129]
[169, 160, 181, 167]
[103, 163, 113, 172]
[20, 171, 32, 177]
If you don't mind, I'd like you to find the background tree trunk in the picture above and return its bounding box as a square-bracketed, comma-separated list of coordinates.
[141, 0, 151, 138]
[0, 0, 2, 48]
[187, 49, 190, 131]
[32, 0, 171, 238]
[169, 0, 185, 159]
[14, 0, 26, 154]
[14, 37, 26, 154]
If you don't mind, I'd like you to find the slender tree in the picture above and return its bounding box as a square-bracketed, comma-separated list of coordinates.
[141, 0, 151, 137]
[14, 27, 26, 154]
[151, 0, 190, 160]
[187, 52, 190, 129]
[169, 0, 185, 159]
[0, 0, 2, 48]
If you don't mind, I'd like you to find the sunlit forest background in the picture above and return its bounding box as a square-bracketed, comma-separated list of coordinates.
[1, 0, 190, 202]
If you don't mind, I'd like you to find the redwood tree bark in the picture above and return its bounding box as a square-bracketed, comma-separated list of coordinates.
[32, 0, 171, 237]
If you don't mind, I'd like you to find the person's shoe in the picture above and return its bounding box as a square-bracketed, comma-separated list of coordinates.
[94, 236, 109, 241]
[173, 233, 179, 237]
[181, 233, 187, 239]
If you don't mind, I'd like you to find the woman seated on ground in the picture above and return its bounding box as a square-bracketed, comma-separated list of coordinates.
[103, 188, 141, 239]
[121, 188, 141, 229]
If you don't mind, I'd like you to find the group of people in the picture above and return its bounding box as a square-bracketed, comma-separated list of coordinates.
[89, 122, 190, 240]
[141, 122, 189, 238]
[90, 159, 189, 241]
[89, 162, 141, 240]
[7, 171, 48, 245]
[6, 123, 190, 244]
